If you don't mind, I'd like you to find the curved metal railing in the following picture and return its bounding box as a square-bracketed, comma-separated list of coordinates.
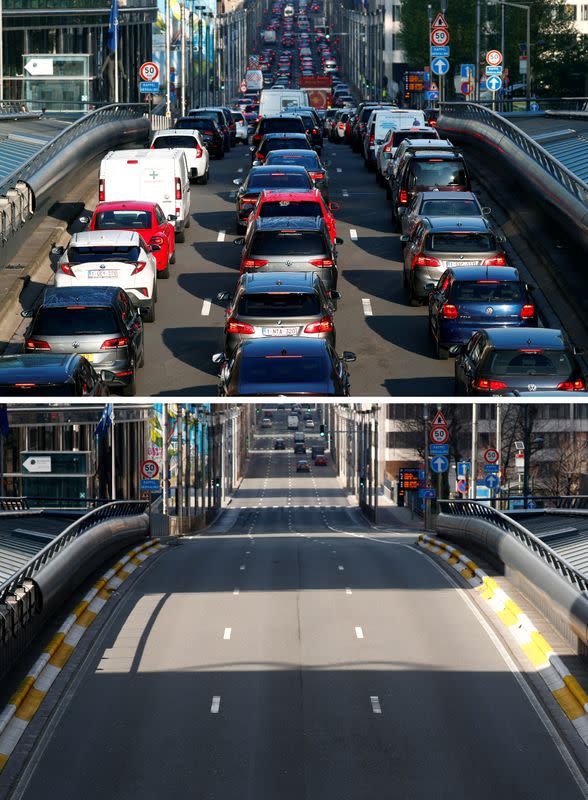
[437, 499, 588, 594]
[439, 102, 588, 207]
[0, 500, 149, 603]
[505, 495, 588, 510]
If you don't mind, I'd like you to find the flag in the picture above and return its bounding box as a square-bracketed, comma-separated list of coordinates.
[0, 405, 9, 438]
[95, 403, 114, 439]
[107, 0, 119, 52]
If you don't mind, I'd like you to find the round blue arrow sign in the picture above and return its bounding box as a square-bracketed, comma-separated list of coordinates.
[431, 57, 450, 75]
[430, 455, 449, 473]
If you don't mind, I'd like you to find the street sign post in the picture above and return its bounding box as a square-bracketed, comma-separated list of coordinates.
[432, 12, 448, 27]
[484, 464, 500, 473]
[484, 448, 500, 464]
[457, 461, 470, 479]
[139, 61, 160, 82]
[486, 65, 503, 75]
[430, 455, 449, 473]
[430, 425, 449, 444]
[140, 479, 161, 491]
[141, 459, 159, 479]
[419, 487, 437, 499]
[486, 75, 503, 93]
[457, 478, 468, 493]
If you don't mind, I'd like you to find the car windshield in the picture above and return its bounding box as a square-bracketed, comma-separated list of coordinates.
[152, 136, 197, 148]
[248, 173, 312, 190]
[259, 201, 323, 218]
[266, 153, 320, 169]
[94, 210, 151, 229]
[410, 161, 467, 187]
[421, 199, 480, 216]
[240, 355, 328, 383]
[427, 233, 495, 252]
[263, 118, 304, 133]
[33, 307, 119, 335]
[67, 245, 142, 263]
[486, 349, 572, 377]
[252, 231, 326, 256]
[237, 293, 321, 317]
[450, 281, 524, 303]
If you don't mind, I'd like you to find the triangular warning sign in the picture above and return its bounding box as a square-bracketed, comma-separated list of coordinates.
[432, 410, 447, 427]
[430, 81, 439, 91]
[432, 12, 447, 28]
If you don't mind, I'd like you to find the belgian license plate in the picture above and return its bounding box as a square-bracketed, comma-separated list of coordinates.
[78, 353, 94, 362]
[445, 261, 481, 267]
[88, 269, 117, 278]
[262, 327, 298, 336]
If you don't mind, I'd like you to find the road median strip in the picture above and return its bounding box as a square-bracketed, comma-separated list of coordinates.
[418, 533, 588, 745]
[0, 538, 164, 772]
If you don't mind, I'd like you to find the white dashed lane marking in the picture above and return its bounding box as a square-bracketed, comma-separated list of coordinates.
[342, 189, 349, 198]
[223, 627, 232, 640]
[210, 696, 221, 713]
[201, 299, 212, 316]
[371, 696, 382, 714]
[362, 298, 373, 316]
[217, 230, 226, 242]
[336, 167, 342, 173]
[349, 228, 358, 241]
[355, 626, 364, 639]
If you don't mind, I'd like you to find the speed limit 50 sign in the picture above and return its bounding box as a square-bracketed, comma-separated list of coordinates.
[139, 61, 160, 82]
[141, 459, 159, 479]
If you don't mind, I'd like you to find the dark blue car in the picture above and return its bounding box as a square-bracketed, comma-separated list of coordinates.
[212, 337, 356, 396]
[0, 354, 110, 396]
[428, 266, 537, 359]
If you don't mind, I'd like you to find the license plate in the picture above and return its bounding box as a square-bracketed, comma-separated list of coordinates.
[87, 269, 118, 278]
[78, 353, 94, 362]
[445, 261, 481, 267]
[262, 327, 298, 336]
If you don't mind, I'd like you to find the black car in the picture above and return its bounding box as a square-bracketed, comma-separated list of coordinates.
[252, 132, 313, 165]
[233, 165, 315, 230]
[251, 114, 307, 149]
[175, 116, 224, 158]
[392, 150, 471, 223]
[0, 354, 110, 396]
[294, 443, 306, 454]
[274, 438, 286, 449]
[212, 337, 356, 396]
[264, 149, 330, 202]
[453, 328, 585, 395]
[282, 110, 322, 154]
[188, 107, 231, 151]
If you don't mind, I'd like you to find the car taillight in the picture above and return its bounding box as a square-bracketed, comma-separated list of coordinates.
[241, 197, 257, 206]
[399, 189, 408, 204]
[242, 259, 268, 268]
[411, 255, 440, 269]
[131, 261, 146, 275]
[175, 177, 182, 200]
[310, 172, 324, 180]
[557, 379, 586, 391]
[520, 304, 535, 319]
[482, 255, 507, 266]
[441, 303, 459, 319]
[99, 178, 105, 202]
[25, 339, 50, 350]
[369, 133, 375, 144]
[226, 317, 255, 334]
[383, 144, 392, 153]
[101, 336, 129, 349]
[473, 378, 508, 391]
[150, 235, 165, 246]
[195, 146, 203, 157]
[254, 133, 262, 141]
[309, 258, 333, 267]
[304, 316, 333, 333]
[312, 128, 318, 135]
[60, 262, 75, 276]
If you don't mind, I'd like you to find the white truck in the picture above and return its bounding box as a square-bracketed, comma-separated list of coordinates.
[287, 415, 299, 430]
[259, 89, 310, 118]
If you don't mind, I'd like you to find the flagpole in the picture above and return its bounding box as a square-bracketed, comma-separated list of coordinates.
[114, 15, 119, 103]
[111, 406, 116, 500]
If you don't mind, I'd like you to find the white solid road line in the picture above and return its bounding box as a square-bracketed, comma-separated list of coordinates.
[355, 626, 364, 639]
[233, 588, 240, 595]
[223, 627, 232, 640]
[338, 564, 344, 571]
[217, 230, 226, 242]
[349, 228, 358, 241]
[370, 696, 382, 714]
[342, 189, 349, 198]
[201, 299, 212, 316]
[362, 298, 373, 317]
[210, 696, 221, 714]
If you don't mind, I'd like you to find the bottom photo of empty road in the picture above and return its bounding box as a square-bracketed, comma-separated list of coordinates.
[2, 400, 588, 799]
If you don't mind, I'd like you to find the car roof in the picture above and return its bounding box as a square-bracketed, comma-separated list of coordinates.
[401, 139, 454, 149]
[41, 286, 122, 307]
[262, 132, 309, 139]
[254, 215, 325, 231]
[241, 271, 320, 292]
[70, 230, 140, 246]
[483, 328, 566, 348]
[240, 336, 330, 356]
[447, 266, 520, 282]
[416, 191, 479, 202]
[258, 190, 322, 202]
[265, 149, 319, 160]
[0, 353, 82, 380]
[93, 201, 158, 213]
[249, 165, 310, 175]
[422, 216, 492, 232]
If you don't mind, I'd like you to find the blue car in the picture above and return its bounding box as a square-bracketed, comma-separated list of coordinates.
[428, 266, 537, 359]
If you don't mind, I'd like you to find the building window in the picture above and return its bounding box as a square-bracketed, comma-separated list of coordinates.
[581, 4, 588, 20]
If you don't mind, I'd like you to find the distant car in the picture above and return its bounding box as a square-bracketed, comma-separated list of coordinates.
[314, 454, 328, 466]
[294, 443, 306, 454]
[274, 438, 286, 449]
[233, 165, 315, 230]
[454, 328, 586, 395]
[0, 354, 110, 396]
[151, 128, 209, 184]
[296, 459, 311, 472]
[174, 116, 225, 159]
[261, 416, 273, 427]
[263, 151, 331, 203]
[252, 132, 313, 165]
[305, 418, 315, 428]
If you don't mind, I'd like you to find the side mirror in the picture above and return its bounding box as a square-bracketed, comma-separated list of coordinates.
[399, 235, 409, 243]
[150, 244, 161, 252]
[234, 237, 245, 245]
[525, 283, 536, 293]
[335, 237, 344, 245]
[329, 202, 340, 212]
[20, 309, 33, 318]
[233, 178, 243, 186]
[78, 215, 90, 226]
[573, 346, 586, 356]
[212, 352, 225, 365]
[397, 207, 407, 217]
[167, 214, 177, 221]
[100, 370, 115, 382]
[51, 245, 65, 256]
[481, 206, 492, 216]
[139, 307, 151, 319]
[330, 290, 341, 300]
[217, 291, 231, 301]
[342, 351, 357, 363]
[449, 344, 463, 356]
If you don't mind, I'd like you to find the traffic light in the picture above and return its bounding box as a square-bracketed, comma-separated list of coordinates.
[320, 424, 325, 437]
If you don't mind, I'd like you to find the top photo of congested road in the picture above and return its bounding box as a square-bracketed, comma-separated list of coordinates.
[0, 0, 587, 396]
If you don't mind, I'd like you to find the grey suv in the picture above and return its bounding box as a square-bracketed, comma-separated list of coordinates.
[218, 271, 340, 355]
[23, 286, 144, 396]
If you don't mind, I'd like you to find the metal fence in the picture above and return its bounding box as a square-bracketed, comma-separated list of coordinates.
[0, 500, 148, 604]
[437, 499, 588, 593]
[503, 496, 588, 510]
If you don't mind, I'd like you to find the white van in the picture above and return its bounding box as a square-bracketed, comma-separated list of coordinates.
[259, 89, 309, 118]
[99, 149, 191, 242]
[151, 128, 209, 184]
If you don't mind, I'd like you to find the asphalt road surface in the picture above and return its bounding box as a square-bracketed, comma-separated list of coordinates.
[7, 430, 588, 799]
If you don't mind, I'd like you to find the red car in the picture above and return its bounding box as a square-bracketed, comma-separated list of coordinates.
[246, 189, 338, 244]
[314, 455, 328, 466]
[86, 201, 175, 278]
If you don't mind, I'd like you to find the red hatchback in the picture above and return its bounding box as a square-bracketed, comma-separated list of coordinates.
[246, 190, 338, 243]
[86, 201, 175, 278]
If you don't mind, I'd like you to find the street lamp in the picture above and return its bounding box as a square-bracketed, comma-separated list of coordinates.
[486, 0, 532, 108]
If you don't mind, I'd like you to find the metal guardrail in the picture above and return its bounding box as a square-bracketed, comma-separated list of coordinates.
[0, 496, 111, 511]
[439, 102, 588, 208]
[505, 495, 588, 510]
[0, 500, 148, 603]
[437, 499, 588, 594]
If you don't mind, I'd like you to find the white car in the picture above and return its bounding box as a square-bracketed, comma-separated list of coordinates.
[55, 230, 158, 322]
[375, 126, 438, 184]
[151, 128, 209, 184]
[230, 110, 248, 143]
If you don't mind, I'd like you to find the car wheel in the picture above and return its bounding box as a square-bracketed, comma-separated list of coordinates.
[143, 301, 156, 323]
[185, 215, 191, 229]
[169, 248, 176, 264]
[160, 264, 170, 279]
[436, 338, 449, 360]
[138, 348, 145, 368]
[409, 291, 420, 307]
[176, 228, 185, 243]
[198, 169, 209, 185]
[121, 366, 136, 396]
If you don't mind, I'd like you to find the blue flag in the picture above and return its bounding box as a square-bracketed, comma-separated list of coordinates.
[107, 0, 119, 52]
[0, 404, 9, 438]
[95, 403, 113, 439]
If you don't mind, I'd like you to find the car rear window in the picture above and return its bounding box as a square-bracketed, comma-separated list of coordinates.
[94, 210, 151, 229]
[421, 199, 480, 216]
[263, 138, 310, 153]
[33, 307, 119, 336]
[248, 173, 312, 190]
[191, 110, 223, 125]
[409, 160, 467, 187]
[181, 118, 216, 132]
[262, 118, 305, 133]
[265, 152, 320, 169]
[486, 349, 572, 377]
[392, 130, 434, 147]
[251, 231, 326, 256]
[427, 233, 496, 252]
[450, 281, 524, 303]
[259, 200, 323, 218]
[237, 292, 321, 317]
[240, 355, 328, 383]
[67, 245, 142, 263]
[153, 135, 197, 149]
[0, 385, 78, 396]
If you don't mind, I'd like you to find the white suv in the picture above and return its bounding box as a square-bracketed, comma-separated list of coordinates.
[151, 128, 209, 185]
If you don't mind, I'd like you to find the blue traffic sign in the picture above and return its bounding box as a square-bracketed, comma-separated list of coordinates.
[431, 46, 450, 57]
[457, 461, 470, 479]
[486, 65, 503, 75]
[140, 478, 161, 491]
[486, 75, 503, 92]
[430, 443, 449, 455]
[484, 463, 500, 473]
[527, 499, 537, 509]
[461, 63, 475, 79]
[425, 91, 439, 102]
[431, 57, 450, 76]
[139, 80, 160, 93]
[430, 455, 449, 473]
[485, 474, 500, 490]
[419, 487, 437, 499]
